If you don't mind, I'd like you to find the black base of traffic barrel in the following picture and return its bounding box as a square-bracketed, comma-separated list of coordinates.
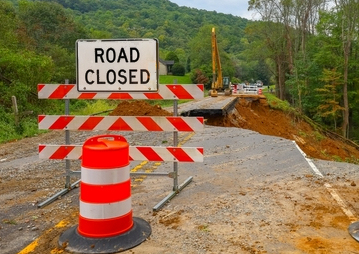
[58, 217, 151, 253]
[349, 221, 359, 242]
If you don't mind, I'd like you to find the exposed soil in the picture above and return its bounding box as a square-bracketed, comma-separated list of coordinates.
[110, 100, 172, 116]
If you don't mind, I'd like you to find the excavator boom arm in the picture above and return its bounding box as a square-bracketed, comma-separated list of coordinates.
[211, 28, 223, 91]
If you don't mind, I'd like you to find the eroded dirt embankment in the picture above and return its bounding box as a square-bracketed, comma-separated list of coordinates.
[204, 98, 359, 162]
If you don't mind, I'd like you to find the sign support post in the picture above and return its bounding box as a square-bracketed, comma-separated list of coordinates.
[65, 79, 71, 189]
[173, 80, 179, 192]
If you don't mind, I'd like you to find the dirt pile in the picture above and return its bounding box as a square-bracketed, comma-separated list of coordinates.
[110, 99, 359, 162]
[110, 100, 172, 116]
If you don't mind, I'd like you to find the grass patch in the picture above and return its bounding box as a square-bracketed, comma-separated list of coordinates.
[159, 75, 192, 84]
[72, 100, 118, 115]
[264, 93, 293, 112]
[0, 113, 43, 144]
[148, 99, 190, 108]
[298, 130, 307, 138]
[2, 219, 17, 225]
[313, 131, 325, 141]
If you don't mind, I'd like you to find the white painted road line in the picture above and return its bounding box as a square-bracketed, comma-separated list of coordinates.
[294, 141, 357, 222]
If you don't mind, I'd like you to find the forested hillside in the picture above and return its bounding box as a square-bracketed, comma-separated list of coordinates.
[8, 0, 250, 76]
[0, 0, 252, 143]
[2, 0, 359, 147]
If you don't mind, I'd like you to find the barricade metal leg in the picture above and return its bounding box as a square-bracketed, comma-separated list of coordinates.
[153, 176, 193, 212]
[153, 88, 193, 211]
[37, 179, 80, 208]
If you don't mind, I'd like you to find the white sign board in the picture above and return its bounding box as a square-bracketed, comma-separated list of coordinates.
[76, 39, 158, 92]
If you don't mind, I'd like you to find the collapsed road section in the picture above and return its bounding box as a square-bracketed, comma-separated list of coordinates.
[179, 94, 266, 118]
[179, 96, 238, 118]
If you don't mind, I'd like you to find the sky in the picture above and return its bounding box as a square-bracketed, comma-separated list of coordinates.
[169, 0, 257, 20]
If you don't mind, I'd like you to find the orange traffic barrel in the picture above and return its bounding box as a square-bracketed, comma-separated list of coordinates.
[79, 134, 132, 237]
[59, 135, 151, 253]
[258, 88, 262, 95]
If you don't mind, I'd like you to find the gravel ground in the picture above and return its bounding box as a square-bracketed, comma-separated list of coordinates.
[1, 125, 359, 253]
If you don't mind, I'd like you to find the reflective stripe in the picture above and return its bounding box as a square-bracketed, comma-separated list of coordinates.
[81, 166, 129, 185]
[80, 197, 131, 219]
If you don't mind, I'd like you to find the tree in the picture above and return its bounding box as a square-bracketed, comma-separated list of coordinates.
[333, 0, 359, 138]
[243, 21, 289, 99]
[171, 63, 185, 76]
[0, 48, 54, 111]
[189, 25, 213, 71]
[314, 2, 359, 138]
[165, 51, 179, 62]
[189, 25, 235, 83]
[17, 0, 87, 82]
[315, 68, 344, 130]
[248, 0, 327, 102]
[190, 69, 210, 87]
[0, 1, 18, 49]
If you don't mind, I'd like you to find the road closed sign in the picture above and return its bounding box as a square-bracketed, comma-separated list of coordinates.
[76, 39, 158, 92]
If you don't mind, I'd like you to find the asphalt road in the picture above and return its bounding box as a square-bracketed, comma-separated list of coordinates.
[2, 126, 359, 253]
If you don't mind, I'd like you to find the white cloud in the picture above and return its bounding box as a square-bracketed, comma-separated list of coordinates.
[169, 0, 257, 20]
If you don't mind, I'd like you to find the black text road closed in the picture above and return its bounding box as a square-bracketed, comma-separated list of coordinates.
[76, 39, 158, 92]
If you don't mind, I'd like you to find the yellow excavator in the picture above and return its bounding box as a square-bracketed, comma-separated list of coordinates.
[210, 27, 231, 97]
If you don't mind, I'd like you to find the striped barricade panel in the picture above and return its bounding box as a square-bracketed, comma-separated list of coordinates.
[38, 115, 204, 132]
[38, 84, 204, 100]
[39, 145, 204, 162]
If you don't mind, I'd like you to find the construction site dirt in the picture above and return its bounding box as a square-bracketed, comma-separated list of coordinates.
[1, 98, 359, 254]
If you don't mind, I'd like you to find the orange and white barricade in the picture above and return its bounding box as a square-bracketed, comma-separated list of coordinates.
[59, 135, 151, 253]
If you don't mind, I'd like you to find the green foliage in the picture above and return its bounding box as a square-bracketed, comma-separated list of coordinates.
[313, 131, 325, 142]
[73, 100, 117, 115]
[159, 75, 192, 84]
[264, 93, 293, 112]
[188, 25, 213, 71]
[190, 69, 210, 88]
[0, 111, 19, 143]
[0, 1, 18, 49]
[18, 0, 88, 51]
[0, 107, 41, 143]
[165, 51, 179, 62]
[231, 77, 241, 83]
[314, 68, 344, 130]
[48, 0, 248, 58]
[0, 49, 54, 111]
[171, 63, 186, 76]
